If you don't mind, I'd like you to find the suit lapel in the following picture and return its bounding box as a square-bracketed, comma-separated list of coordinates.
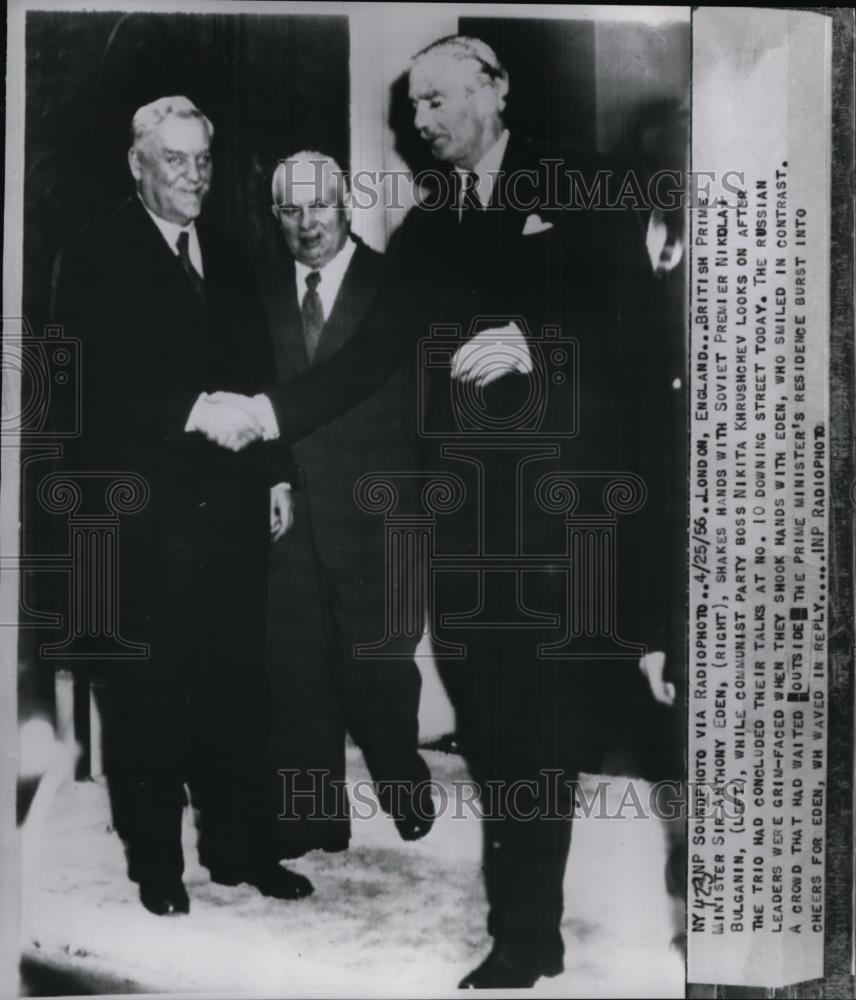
[262, 236, 381, 375]
[491, 137, 534, 249]
[128, 198, 208, 321]
[265, 244, 310, 375]
[314, 241, 381, 365]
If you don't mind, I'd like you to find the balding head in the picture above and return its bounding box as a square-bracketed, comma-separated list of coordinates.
[130, 95, 213, 151]
[412, 35, 508, 91]
[271, 151, 351, 269]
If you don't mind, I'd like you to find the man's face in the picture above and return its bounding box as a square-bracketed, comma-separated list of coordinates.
[272, 157, 350, 269]
[408, 54, 504, 169]
[129, 115, 212, 226]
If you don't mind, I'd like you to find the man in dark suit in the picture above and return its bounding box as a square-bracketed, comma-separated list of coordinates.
[618, 98, 690, 954]
[261, 151, 431, 855]
[52, 95, 313, 916]
[201, 37, 670, 988]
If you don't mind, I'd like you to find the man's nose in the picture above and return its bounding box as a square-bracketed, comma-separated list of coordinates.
[184, 159, 201, 183]
[298, 206, 316, 230]
[413, 102, 430, 132]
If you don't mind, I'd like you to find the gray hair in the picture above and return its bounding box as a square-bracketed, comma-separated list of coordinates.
[271, 150, 349, 207]
[411, 35, 509, 93]
[130, 96, 213, 149]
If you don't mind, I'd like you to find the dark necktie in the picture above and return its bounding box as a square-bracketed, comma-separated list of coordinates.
[301, 270, 324, 361]
[176, 230, 204, 301]
[458, 170, 484, 223]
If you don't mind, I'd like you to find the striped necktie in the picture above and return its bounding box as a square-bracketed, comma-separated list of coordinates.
[302, 270, 324, 361]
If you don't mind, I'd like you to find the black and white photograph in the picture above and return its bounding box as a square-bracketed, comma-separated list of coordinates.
[1, 3, 851, 998]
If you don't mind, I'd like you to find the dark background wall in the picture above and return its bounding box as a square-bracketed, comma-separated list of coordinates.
[459, 16, 597, 152]
[23, 10, 349, 330]
[459, 15, 689, 157]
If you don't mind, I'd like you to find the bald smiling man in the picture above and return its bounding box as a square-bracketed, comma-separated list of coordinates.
[260, 151, 431, 858]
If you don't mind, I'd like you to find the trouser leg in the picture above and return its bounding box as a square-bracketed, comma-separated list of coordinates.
[266, 520, 350, 856]
[482, 786, 573, 973]
[447, 572, 582, 970]
[325, 564, 429, 803]
[187, 549, 274, 872]
[95, 665, 187, 884]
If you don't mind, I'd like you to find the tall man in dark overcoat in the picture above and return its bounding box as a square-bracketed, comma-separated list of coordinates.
[52, 95, 313, 916]
[201, 38, 670, 988]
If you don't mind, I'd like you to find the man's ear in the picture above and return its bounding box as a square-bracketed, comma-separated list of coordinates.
[494, 76, 509, 114]
[343, 189, 353, 226]
[128, 147, 142, 182]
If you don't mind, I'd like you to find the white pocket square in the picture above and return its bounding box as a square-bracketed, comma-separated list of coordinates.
[522, 213, 554, 236]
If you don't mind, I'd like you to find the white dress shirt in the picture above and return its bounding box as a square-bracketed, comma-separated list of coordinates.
[139, 197, 204, 276]
[294, 235, 357, 321]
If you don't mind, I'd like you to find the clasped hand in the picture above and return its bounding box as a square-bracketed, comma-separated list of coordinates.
[270, 482, 294, 541]
[189, 391, 265, 452]
[450, 322, 533, 388]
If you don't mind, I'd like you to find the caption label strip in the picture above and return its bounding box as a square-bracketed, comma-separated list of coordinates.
[689, 8, 830, 988]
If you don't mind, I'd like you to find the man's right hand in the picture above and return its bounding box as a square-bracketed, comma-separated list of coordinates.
[639, 651, 675, 707]
[185, 394, 264, 452]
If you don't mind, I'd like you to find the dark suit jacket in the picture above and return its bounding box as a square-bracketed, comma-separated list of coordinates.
[252, 135, 686, 791]
[615, 210, 688, 669]
[265, 137, 622, 450]
[52, 196, 295, 649]
[593, 207, 688, 777]
[261, 138, 653, 641]
[261, 234, 420, 858]
[260, 234, 417, 571]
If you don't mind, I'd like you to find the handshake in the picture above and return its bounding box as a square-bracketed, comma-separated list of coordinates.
[184, 323, 532, 453]
[185, 391, 279, 452]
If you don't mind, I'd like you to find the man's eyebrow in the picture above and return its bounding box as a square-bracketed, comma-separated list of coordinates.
[162, 147, 210, 158]
[278, 198, 335, 209]
[410, 88, 443, 103]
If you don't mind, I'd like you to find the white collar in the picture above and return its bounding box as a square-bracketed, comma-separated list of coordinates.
[139, 196, 197, 248]
[294, 235, 357, 317]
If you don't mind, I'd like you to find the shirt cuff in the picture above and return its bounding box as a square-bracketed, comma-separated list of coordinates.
[253, 394, 280, 441]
